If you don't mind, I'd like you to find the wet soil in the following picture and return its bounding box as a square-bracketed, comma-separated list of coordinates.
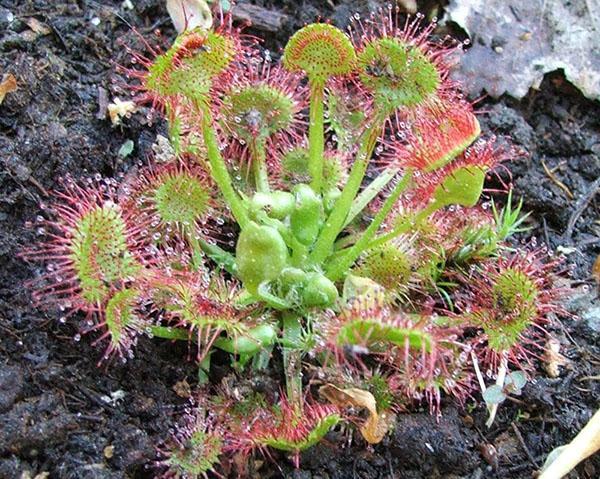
[0, 1, 599, 478]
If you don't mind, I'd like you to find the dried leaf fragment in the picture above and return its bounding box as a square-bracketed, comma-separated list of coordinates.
[107, 98, 137, 126]
[0, 74, 17, 105]
[166, 0, 213, 33]
[319, 384, 395, 444]
[397, 0, 417, 14]
[542, 337, 568, 378]
[592, 254, 600, 284]
[103, 444, 114, 459]
[24, 18, 52, 36]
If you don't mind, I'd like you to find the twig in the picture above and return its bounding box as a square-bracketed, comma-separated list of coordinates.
[519, 416, 559, 424]
[76, 414, 105, 422]
[564, 175, 600, 241]
[232, 4, 288, 32]
[506, 396, 527, 406]
[0, 322, 21, 341]
[486, 356, 508, 428]
[578, 375, 600, 381]
[471, 351, 487, 392]
[511, 421, 540, 468]
[541, 159, 574, 200]
[539, 408, 600, 479]
[27, 176, 49, 197]
[542, 216, 550, 247]
[549, 160, 567, 174]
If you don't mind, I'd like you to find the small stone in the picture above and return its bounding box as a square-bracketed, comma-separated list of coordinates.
[519, 31, 532, 41]
[151, 135, 176, 163]
[479, 443, 498, 469]
[103, 445, 114, 459]
[582, 306, 600, 333]
[173, 379, 192, 398]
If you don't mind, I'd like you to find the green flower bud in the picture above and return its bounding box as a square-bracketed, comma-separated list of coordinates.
[279, 267, 308, 288]
[290, 184, 322, 246]
[302, 272, 338, 307]
[215, 323, 277, 355]
[249, 191, 295, 220]
[236, 222, 290, 294]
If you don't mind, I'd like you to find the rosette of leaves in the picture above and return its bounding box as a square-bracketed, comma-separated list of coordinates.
[24, 5, 565, 473]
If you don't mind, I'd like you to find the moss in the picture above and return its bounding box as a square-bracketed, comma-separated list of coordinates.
[365, 373, 395, 412]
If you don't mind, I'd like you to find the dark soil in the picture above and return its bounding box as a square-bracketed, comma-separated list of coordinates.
[0, 1, 599, 478]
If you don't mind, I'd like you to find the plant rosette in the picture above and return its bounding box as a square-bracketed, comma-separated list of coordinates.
[22, 3, 567, 474]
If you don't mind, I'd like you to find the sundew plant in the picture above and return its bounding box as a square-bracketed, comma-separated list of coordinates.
[24, 4, 565, 476]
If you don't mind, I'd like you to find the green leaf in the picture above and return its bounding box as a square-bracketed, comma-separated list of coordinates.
[118, 139, 134, 158]
[283, 23, 356, 83]
[345, 168, 399, 228]
[214, 323, 277, 355]
[506, 371, 527, 392]
[357, 37, 440, 113]
[433, 166, 486, 208]
[235, 222, 290, 295]
[482, 384, 507, 405]
[342, 275, 383, 303]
